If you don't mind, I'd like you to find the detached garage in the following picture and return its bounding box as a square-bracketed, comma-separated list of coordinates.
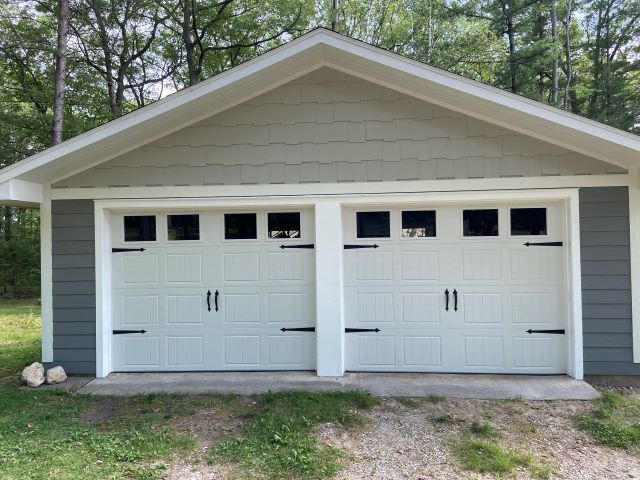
[1, 28, 639, 381]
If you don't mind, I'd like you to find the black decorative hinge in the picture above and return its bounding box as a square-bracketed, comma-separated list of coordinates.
[526, 329, 565, 334]
[523, 242, 563, 247]
[112, 248, 146, 253]
[280, 327, 316, 332]
[344, 244, 379, 250]
[280, 244, 315, 249]
[345, 328, 381, 333]
[113, 329, 147, 334]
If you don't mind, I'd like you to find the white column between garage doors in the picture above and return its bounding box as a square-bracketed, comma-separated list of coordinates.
[93, 189, 583, 378]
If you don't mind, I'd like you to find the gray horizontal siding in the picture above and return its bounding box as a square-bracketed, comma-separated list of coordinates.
[51, 200, 96, 375]
[580, 187, 640, 375]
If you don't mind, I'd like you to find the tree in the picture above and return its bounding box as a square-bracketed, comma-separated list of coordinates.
[52, 0, 69, 145]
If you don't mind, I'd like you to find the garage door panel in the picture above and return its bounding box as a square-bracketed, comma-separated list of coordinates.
[403, 336, 442, 367]
[267, 251, 305, 280]
[268, 335, 313, 366]
[511, 292, 556, 325]
[166, 254, 202, 283]
[267, 292, 312, 324]
[464, 336, 505, 368]
[224, 294, 260, 323]
[400, 251, 440, 280]
[122, 295, 159, 325]
[354, 251, 393, 281]
[167, 295, 203, 324]
[462, 250, 502, 280]
[401, 293, 441, 324]
[121, 336, 160, 367]
[121, 254, 159, 285]
[224, 335, 261, 365]
[510, 249, 562, 281]
[462, 293, 503, 325]
[167, 336, 204, 367]
[223, 252, 259, 281]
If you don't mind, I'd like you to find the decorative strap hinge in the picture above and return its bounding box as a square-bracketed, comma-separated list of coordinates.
[344, 244, 379, 250]
[112, 248, 146, 253]
[526, 329, 565, 334]
[523, 242, 563, 247]
[280, 327, 316, 332]
[280, 244, 315, 249]
[113, 329, 147, 335]
[345, 328, 381, 333]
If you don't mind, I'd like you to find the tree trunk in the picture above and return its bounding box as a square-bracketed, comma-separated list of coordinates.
[331, 0, 339, 31]
[51, 0, 69, 145]
[563, 0, 573, 110]
[181, 0, 198, 86]
[502, 2, 518, 93]
[550, 1, 559, 105]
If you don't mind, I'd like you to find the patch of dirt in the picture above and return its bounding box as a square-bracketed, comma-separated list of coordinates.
[82, 397, 121, 423]
[166, 398, 253, 480]
[164, 394, 640, 479]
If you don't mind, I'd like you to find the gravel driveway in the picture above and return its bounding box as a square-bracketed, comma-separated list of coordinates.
[169, 395, 640, 479]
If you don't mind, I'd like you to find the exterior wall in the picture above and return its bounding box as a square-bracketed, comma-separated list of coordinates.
[581, 187, 639, 375]
[53, 68, 625, 189]
[51, 200, 96, 374]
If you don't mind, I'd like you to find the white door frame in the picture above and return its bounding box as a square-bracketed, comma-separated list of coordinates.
[94, 188, 583, 379]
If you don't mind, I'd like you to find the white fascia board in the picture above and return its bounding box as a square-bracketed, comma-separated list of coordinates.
[0, 179, 43, 206]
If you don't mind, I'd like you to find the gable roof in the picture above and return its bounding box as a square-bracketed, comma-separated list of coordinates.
[1, 27, 639, 191]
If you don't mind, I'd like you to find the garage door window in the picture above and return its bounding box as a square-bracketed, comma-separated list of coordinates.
[268, 212, 300, 239]
[402, 210, 436, 238]
[225, 213, 257, 240]
[356, 211, 390, 238]
[168, 214, 200, 241]
[124, 215, 156, 242]
[463, 209, 499, 237]
[510, 208, 547, 236]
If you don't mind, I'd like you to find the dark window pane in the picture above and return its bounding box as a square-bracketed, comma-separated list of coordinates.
[168, 214, 200, 241]
[268, 212, 300, 239]
[402, 210, 436, 238]
[463, 209, 499, 237]
[356, 211, 390, 238]
[511, 208, 547, 236]
[124, 216, 156, 242]
[225, 213, 257, 240]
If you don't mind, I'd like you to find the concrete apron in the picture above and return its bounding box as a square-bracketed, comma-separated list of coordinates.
[78, 372, 600, 400]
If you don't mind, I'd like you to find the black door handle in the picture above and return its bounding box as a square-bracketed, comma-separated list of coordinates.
[445, 289, 449, 311]
[453, 289, 458, 311]
[214, 290, 219, 312]
[206, 290, 211, 312]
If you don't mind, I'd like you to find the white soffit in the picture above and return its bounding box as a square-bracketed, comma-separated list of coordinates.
[0, 28, 638, 187]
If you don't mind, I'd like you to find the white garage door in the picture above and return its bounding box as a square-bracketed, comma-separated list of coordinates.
[344, 203, 567, 373]
[111, 209, 316, 371]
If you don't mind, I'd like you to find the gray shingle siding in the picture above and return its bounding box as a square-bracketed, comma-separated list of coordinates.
[51, 199, 96, 374]
[580, 186, 640, 375]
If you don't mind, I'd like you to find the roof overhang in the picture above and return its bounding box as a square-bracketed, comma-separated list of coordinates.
[0, 179, 43, 207]
[0, 28, 638, 204]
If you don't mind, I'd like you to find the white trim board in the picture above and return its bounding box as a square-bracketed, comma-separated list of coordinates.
[93, 187, 584, 378]
[629, 169, 640, 363]
[40, 185, 52, 363]
[52, 174, 630, 202]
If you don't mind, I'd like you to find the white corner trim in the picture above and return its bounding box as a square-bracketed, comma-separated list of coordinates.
[0, 179, 43, 206]
[629, 170, 640, 363]
[95, 203, 112, 377]
[40, 185, 53, 363]
[567, 191, 584, 379]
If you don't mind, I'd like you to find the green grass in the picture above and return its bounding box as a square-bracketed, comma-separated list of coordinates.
[427, 394, 444, 404]
[576, 390, 640, 449]
[0, 388, 198, 480]
[469, 421, 500, 439]
[452, 438, 533, 475]
[0, 299, 41, 379]
[207, 390, 377, 479]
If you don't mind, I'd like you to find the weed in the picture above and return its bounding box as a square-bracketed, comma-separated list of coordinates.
[470, 421, 500, 439]
[427, 394, 444, 404]
[452, 437, 532, 475]
[435, 414, 452, 424]
[576, 390, 640, 449]
[397, 397, 419, 408]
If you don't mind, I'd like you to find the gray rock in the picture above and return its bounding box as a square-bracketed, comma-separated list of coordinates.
[46, 366, 68, 385]
[22, 362, 45, 387]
